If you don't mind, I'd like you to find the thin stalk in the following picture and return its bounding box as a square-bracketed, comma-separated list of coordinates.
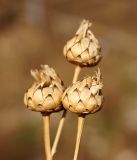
[72, 65, 82, 83]
[73, 115, 85, 160]
[42, 114, 52, 160]
[51, 110, 67, 156]
[51, 65, 81, 157]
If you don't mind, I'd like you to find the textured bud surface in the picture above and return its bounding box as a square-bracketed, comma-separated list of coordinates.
[63, 20, 102, 67]
[62, 69, 103, 114]
[24, 65, 64, 113]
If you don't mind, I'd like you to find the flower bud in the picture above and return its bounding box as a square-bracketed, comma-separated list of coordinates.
[63, 20, 102, 67]
[62, 69, 103, 114]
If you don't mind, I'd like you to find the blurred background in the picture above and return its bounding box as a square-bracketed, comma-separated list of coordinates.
[0, 0, 137, 160]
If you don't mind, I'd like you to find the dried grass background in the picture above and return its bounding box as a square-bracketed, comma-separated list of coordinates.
[0, 0, 137, 160]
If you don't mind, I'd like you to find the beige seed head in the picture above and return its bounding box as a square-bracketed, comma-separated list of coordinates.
[62, 68, 103, 114]
[63, 20, 102, 67]
[24, 65, 65, 113]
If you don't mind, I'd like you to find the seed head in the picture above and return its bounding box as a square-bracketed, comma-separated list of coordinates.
[63, 20, 102, 67]
[62, 68, 103, 114]
[24, 65, 64, 113]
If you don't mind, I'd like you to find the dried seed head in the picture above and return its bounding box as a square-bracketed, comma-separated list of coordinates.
[63, 20, 102, 67]
[24, 65, 65, 113]
[62, 68, 103, 114]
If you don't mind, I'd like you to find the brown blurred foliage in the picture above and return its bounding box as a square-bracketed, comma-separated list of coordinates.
[0, 0, 137, 160]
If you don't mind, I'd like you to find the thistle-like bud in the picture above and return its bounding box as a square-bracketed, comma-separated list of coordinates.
[62, 69, 103, 114]
[24, 65, 64, 113]
[63, 20, 102, 67]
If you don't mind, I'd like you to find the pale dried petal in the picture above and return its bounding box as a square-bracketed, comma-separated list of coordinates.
[81, 51, 90, 62]
[66, 37, 77, 50]
[79, 79, 87, 90]
[67, 50, 74, 61]
[43, 96, 55, 110]
[96, 55, 101, 62]
[32, 89, 43, 105]
[63, 96, 70, 109]
[62, 87, 69, 99]
[69, 90, 80, 107]
[52, 87, 62, 105]
[90, 85, 99, 95]
[75, 101, 85, 113]
[31, 69, 41, 81]
[69, 83, 80, 94]
[26, 83, 37, 98]
[42, 87, 53, 98]
[31, 64, 63, 85]
[69, 106, 77, 113]
[52, 80, 64, 92]
[82, 88, 90, 106]
[71, 43, 82, 57]
[86, 77, 92, 86]
[86, 97, 97, 111]
[27, 98, 34, 108]
[81, 38, 90, 51]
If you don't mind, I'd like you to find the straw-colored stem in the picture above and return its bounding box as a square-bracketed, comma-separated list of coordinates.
[72, 65, 82, 83]
[51, 110, 67, 156]
[73, 115, 85, 160]
[51, 65, 81, 157]
[43, 114, 52, 160]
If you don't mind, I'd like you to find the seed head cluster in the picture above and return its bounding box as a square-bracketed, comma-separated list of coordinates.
[24, 19, 103, 115]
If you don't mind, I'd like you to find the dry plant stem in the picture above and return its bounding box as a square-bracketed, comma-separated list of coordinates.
[72, 65, 82, 83]
[51, 110, 67, 156]
[43, 114, 52, 160]
[73, 115, 85, 160]
[51, 65, 81, 157]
